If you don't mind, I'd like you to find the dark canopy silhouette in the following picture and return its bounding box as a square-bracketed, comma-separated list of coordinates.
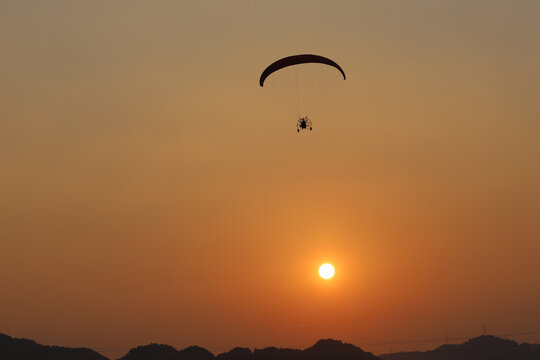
[259, 54, 346, 87]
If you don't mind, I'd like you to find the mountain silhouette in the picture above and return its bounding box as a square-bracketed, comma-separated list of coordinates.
[380, 335, 540, 360]
[216, 339, 379, 360]
[117, 339, 378, 360]
[117, 343, 179, 360]
[179, 345, 216, 360]
[303, 339, 380, 360]
[216, 347, 252, 360]
[118, 344, 215, 360]
[252, 346, 303, 360]
[2, 332, 539, 360]
[0, 333, 108, 360]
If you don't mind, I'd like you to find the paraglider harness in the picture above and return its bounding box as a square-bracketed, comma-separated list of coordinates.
[297, 116, 312, 132]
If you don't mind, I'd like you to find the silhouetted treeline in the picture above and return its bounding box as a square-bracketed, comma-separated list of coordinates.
[1, 332, 539, 360]
[119, 339, 379, 360]
[0, 333, 108, 360]
[380, 335, 540, 360]
[118, 343, 215, 360]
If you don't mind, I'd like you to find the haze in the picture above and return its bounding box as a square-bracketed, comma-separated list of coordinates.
[1, 1, 539, 358]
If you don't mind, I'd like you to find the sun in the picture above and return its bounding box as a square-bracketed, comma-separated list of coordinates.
[318, 263, 335, 279]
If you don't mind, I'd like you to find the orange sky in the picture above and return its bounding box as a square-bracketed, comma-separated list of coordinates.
[1, 1, 539, 358]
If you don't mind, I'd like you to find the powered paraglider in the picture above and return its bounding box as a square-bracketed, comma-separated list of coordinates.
[259, 54, 346, 132]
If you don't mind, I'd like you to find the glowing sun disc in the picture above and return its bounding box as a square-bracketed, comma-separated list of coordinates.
[319, 263, 335, 279]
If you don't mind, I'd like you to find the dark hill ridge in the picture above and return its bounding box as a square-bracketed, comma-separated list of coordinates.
[117, 343, 215, 360]
[117, 343, 178, 360]
[304, 339, 379, 360]
[1, 332, 539, 360]
[0, 332, 108, 360]
[252, 346, 303, 360]
[380, 335, 540, 360]
[216, 347, 252, 360]
[119, 339, 379, 360]
[179, 345, 216, 360]
[217, 339, 379, 360]
[435, 334, 518, 351]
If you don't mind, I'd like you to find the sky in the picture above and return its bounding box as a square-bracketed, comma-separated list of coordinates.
[1, 0, 539, 358]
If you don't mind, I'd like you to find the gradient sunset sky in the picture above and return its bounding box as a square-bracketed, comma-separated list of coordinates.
[1, 1, 539, 358]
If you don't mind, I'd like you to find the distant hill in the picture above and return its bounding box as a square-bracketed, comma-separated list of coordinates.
[380, 335, 540, 360]
[216, 347, 252, 360]
[303, 339, 380, 360]
[117, 343, 215, 360]
[0, 333, 108, 360]
[218, 339, 379, 360]
[116, 343, 177, 360]
[118, 339, 379, 360]
[2, 332, 538, 360]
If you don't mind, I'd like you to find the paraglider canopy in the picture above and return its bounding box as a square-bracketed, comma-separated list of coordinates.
[259, 54, 346, 87]
[259, 54, 346, 132]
